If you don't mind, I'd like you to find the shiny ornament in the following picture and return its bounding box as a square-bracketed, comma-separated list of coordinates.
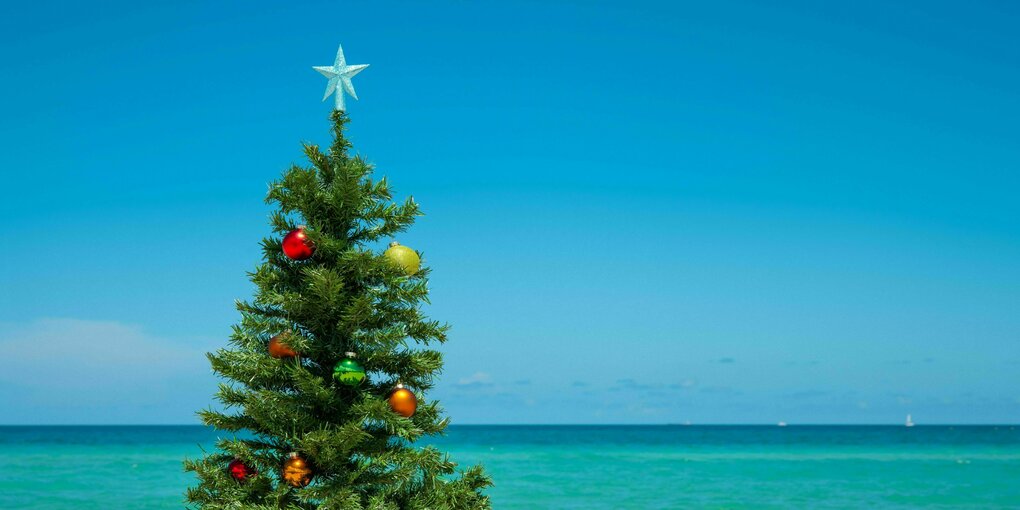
[281, 452, 313, 487]
[282, 226, 315, 260]
[388, 383, 417, 418]
[333, 352, 366, 386]
[384, 241, 420, 275]
[268, 332, 298, 358]
[228, 458, 256, 482]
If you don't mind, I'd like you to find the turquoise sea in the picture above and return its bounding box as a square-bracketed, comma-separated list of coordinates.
[2, 425, 1019, 509]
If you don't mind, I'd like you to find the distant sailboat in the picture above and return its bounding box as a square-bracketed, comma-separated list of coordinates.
[777, 421, 788, 427]
[905, 414, 915, 427]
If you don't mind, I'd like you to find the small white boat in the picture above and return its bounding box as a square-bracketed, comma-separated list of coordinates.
[777, 421, 787, 427]
[905, 414, 915, 427]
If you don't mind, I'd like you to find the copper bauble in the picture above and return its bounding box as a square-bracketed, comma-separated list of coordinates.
[282, 452, 313, 487]
[268, 332, 298, 359]
[282, 226, 315, 260]
[388, 383, 417, 418]
[228, 458, 256, 482]
[384, 241, 420, 275]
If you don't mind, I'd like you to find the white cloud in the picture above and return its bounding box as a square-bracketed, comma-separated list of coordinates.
[456, 371, 492, 386]
[0, 318, 217, 424]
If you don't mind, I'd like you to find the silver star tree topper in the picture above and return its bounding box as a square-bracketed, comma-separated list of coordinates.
[313, 44, 369, 111]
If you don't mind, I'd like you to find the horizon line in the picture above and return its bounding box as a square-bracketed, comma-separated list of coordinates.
[2, 423, 1018, 427]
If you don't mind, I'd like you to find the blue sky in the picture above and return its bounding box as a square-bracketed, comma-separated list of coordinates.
[1, 0, 1018, 424]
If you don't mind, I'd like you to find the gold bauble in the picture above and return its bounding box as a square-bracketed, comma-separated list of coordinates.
[282, 452, 313, 487]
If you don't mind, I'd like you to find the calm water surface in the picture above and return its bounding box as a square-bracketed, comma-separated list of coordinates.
[2, 425, 1019, 509]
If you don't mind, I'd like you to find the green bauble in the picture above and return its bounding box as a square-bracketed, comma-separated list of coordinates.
[333, 353, 366, 386]
[384, 241, 421, 276]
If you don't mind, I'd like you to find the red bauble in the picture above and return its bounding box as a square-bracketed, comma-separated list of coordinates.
[282, 227, 315, 260]
[228, 459, 256, 482]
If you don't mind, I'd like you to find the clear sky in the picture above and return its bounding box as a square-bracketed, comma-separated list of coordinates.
[1, 0, 1018, 425]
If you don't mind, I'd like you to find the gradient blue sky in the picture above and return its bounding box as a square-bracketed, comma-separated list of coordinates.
[1, 0, 1018, 425]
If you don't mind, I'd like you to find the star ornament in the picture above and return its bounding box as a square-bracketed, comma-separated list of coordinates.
[313, 45, 369, 111]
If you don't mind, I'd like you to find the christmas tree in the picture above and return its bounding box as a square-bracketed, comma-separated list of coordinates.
[184, 45, 492, 509]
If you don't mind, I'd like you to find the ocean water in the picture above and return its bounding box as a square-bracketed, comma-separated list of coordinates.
[2, 425, 1019, 509]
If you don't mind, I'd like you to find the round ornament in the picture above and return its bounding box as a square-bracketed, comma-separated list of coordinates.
[333, 352, 366, 386]
[281, 452, 313, 487]
[268, 332, 298, 359]
[282, 226, 315, 260]
[388, 383, 417, 418]
[384, 241, 420, 275]
[228, 458, 256, 482]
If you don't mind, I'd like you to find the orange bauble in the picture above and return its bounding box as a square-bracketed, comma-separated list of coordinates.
[282, 452, 313, 487]
[388, 383, 417, 418]
[268, 333, 298, 359]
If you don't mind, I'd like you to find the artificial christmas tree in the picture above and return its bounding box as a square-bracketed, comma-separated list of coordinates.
[184, 45, 491, 509]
